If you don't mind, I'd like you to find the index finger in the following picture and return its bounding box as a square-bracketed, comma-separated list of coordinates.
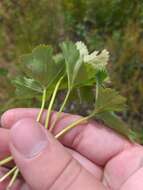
[1, 108, 131, 166]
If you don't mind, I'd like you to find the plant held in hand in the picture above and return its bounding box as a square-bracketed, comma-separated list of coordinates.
[0, 41, 135, 189]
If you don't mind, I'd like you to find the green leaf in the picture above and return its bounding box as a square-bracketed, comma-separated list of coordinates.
[60, 41, 85, 90]
[12, 76, 43, 99]
[13, 76, 43, 93]
[69, 86, 95, 105]
[129, 129, 143, 144]
[76, 86, 95, 106]
[75, 41, 110, 87]
[20, 45, 64, 88]
[95, 70, 109, 85]
[84, 49, 109, 71]
[96, 112, 131, 140]
[53, 53, 64, 64]
[15, 85, 39, 99]
[76, 41, 88, 57]
[96, 87, 126, 113]
[13, 76, 54, 101]
[97, 112, 143, 144]
[76, 41, 109, 71]
[60, 41, 99, 90]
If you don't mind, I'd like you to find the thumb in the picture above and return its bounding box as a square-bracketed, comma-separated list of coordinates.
[9, 118, 105, 190]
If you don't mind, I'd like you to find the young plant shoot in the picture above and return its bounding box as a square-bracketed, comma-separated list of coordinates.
[0, 41, 135, 189]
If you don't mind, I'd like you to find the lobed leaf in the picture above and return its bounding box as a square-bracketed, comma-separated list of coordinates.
[76, 41, 88, 58]
[61, 41, 100, 90]
[75, 41, 109, 71]
[20, 45, 64, 88]
[13, 76, 43, 93]
[12, 76, 42, 99]
[84, 49, 109, 71]
[96, 87, 126, 113]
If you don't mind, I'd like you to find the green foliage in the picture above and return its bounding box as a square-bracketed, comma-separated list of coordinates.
[12, 42, 131, 141]
[62, 0, 143, 128]
[0, 39, 142, 188]
[0, 0, 143, 130]
[20, 45, 64, 88]
[13, 76, 42, 98]
[96, 88, 126, 113]
[96, 112, 131, 140]
[60, 41, 82, 90]
[10, 41, 132, 145]
[95, 70, 109, 85]
[60, 41, 109, 91]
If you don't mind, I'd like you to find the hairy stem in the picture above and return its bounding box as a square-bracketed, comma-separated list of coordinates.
[50, 89, 71, 131]
[36, 88, 47, 122]
[45, 76, 63, 129]
[55, 114, 94, 139]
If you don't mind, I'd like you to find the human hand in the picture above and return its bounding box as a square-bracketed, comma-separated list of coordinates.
[0, 108, 143, 190]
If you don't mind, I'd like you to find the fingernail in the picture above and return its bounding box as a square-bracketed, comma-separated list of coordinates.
[10, 118, 48, 158]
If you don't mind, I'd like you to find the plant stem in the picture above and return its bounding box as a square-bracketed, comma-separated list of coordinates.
[50, 89, 71, 131]
[7, 168, 19, 189]
[0, 156, 13, 166]
[45, 76, 63, 129]
[55, 114, 94, 139]
[96, 80, 99, 101]
[59, 89, 71, 113]
[36, 88, 47, 122]
[0, 166, 17, 182]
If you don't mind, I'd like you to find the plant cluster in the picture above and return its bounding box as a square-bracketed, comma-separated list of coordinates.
[0, 0, 143, 128]
[0, 41, 135, 189]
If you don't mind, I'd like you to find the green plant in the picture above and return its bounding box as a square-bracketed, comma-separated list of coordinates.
[1, 0, 143, 129]
[0, 41, 138, 189]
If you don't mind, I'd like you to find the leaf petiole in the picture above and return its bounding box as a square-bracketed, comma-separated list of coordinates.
[59, 89, 71, 113]
[95, 80, 99, 101]
[45, 76, 64, 129]
[55, 113, 94, 139]
[50, 89, 71, 131]
[36, 88, 47, 122]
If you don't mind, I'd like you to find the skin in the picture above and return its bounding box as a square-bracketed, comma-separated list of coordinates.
[0, 108, 143, 190]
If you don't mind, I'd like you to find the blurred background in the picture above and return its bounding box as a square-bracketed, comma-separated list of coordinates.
[0, 0, 142, 129]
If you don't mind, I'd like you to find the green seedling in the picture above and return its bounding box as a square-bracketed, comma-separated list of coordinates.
[0, 41, 135, 189]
